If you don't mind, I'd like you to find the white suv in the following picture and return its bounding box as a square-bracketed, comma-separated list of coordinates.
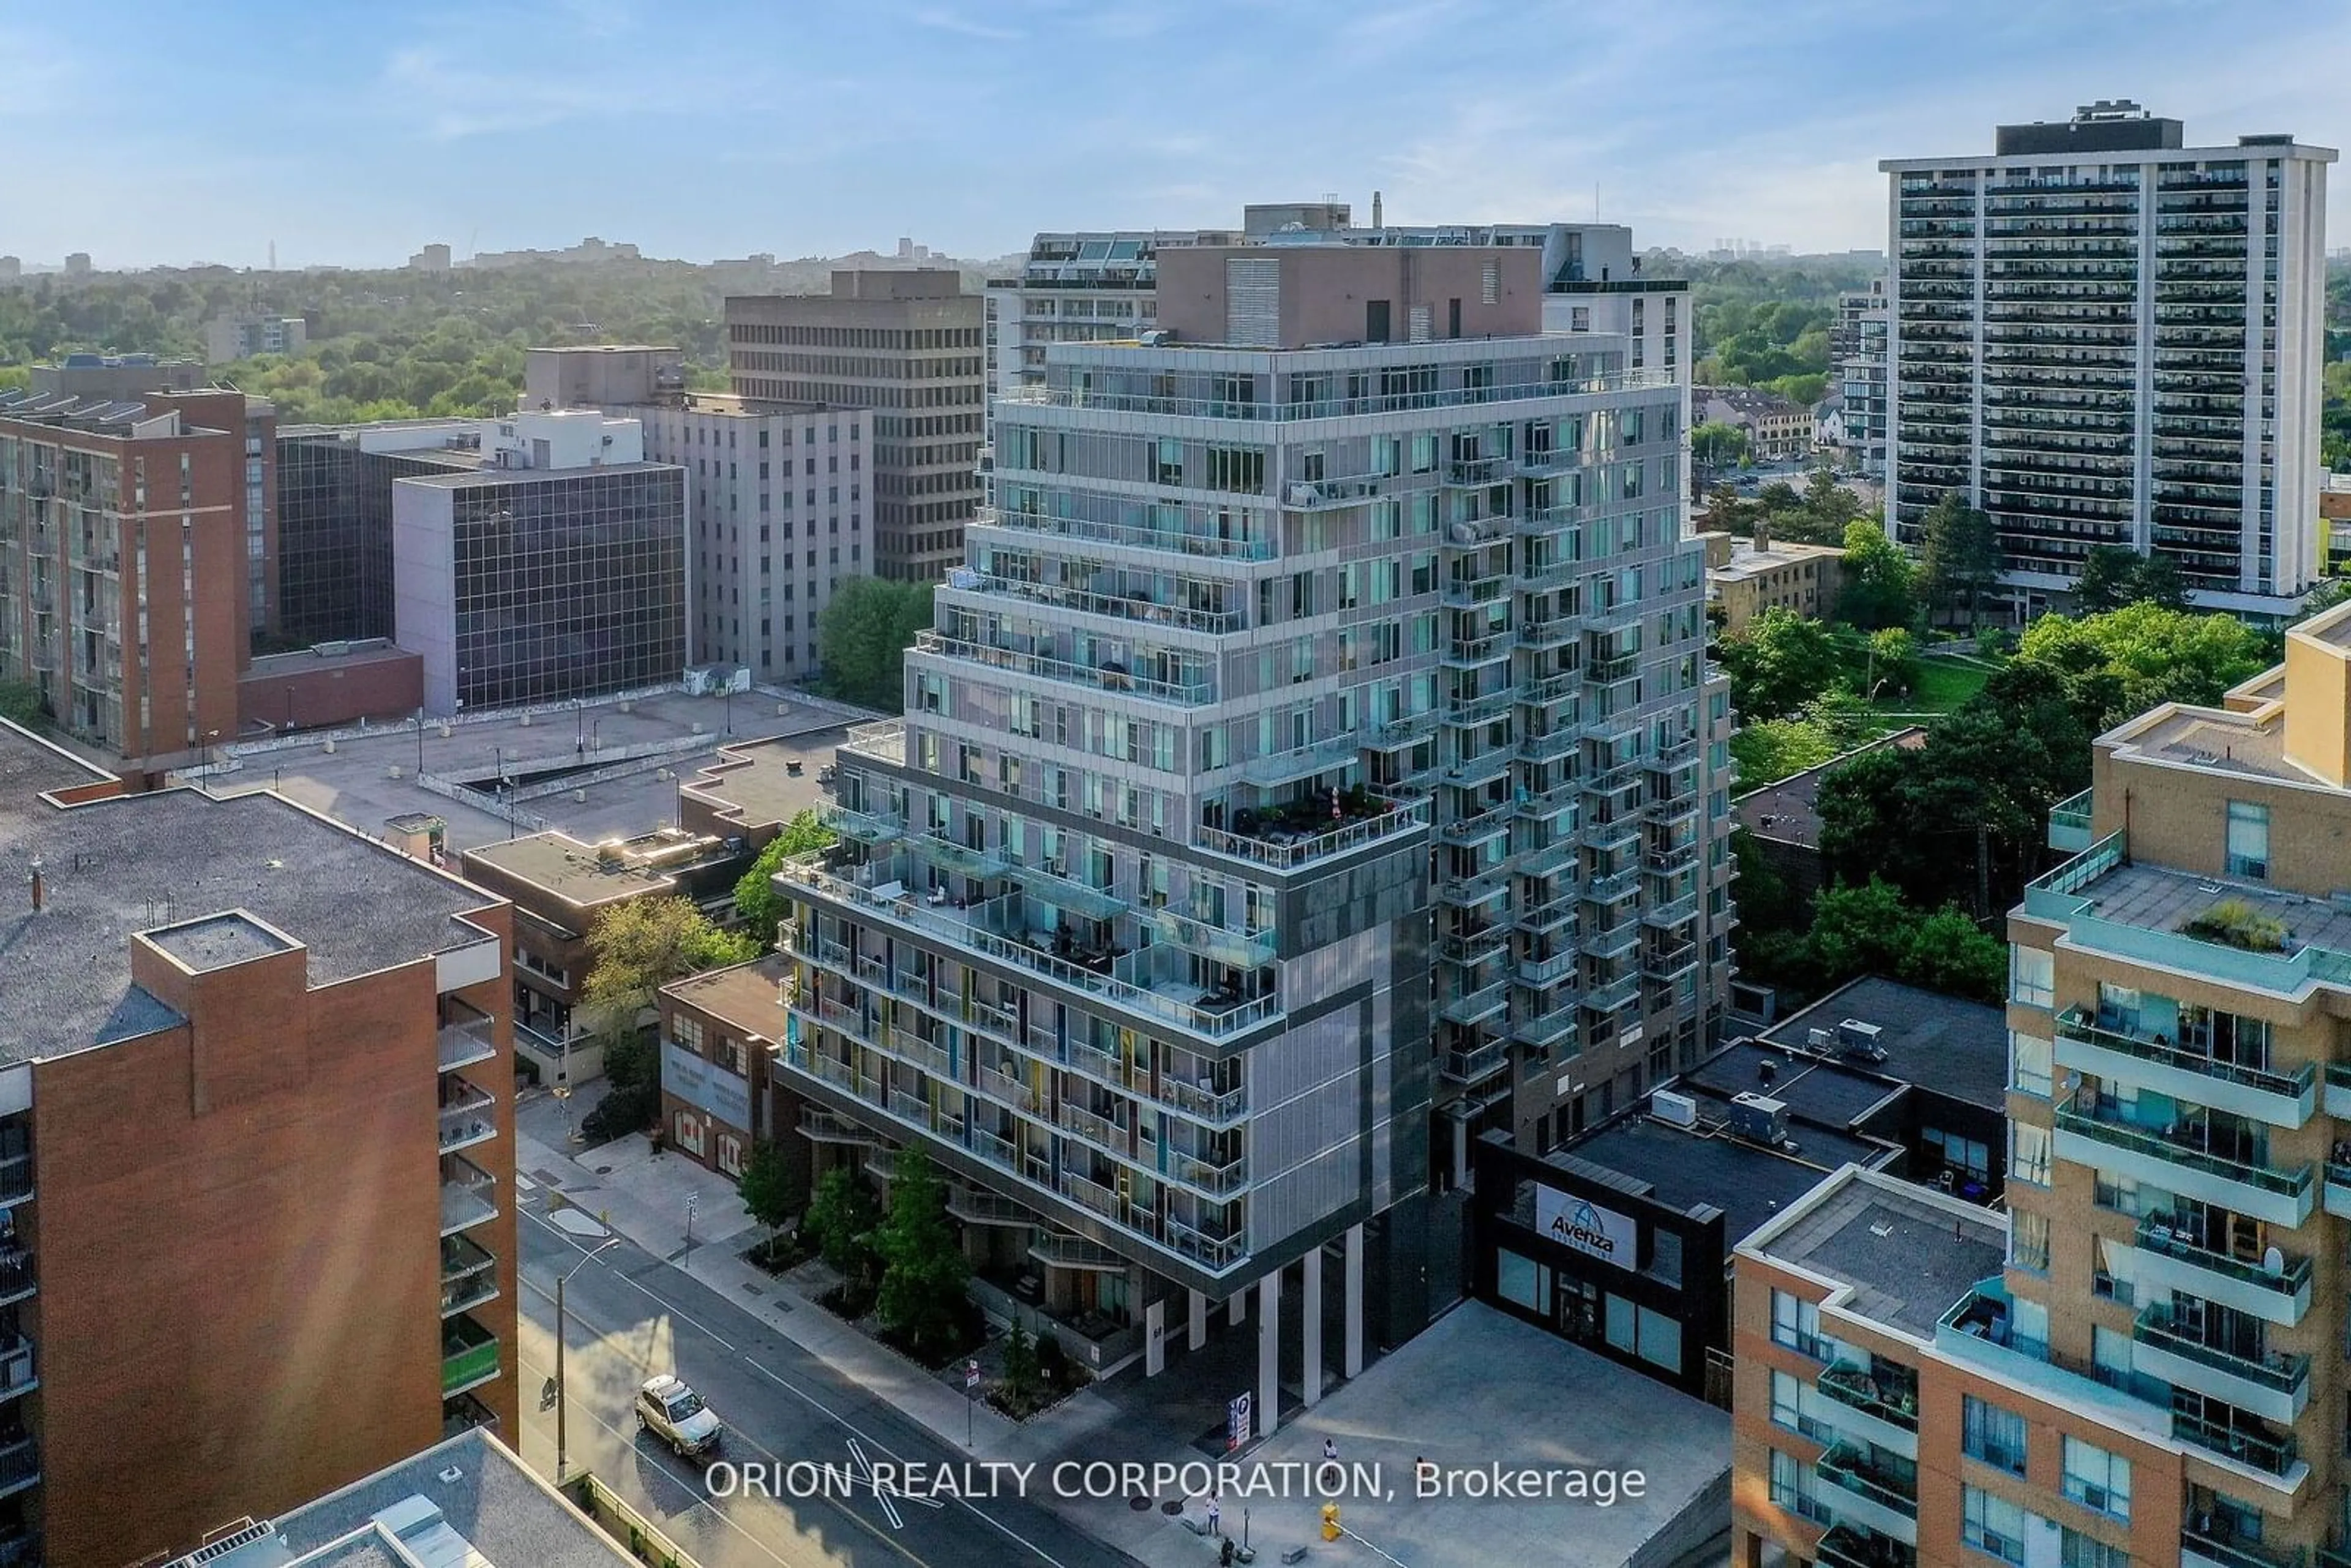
[636, 1373, 722, 1458]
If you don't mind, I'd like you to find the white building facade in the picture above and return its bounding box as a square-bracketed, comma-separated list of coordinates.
[1883, 100, 2336, 615]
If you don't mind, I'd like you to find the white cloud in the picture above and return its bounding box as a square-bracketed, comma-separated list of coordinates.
[910, 7, 1024, 42]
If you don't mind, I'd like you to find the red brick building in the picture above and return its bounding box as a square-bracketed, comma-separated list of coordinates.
[0, 716, 519, 1568]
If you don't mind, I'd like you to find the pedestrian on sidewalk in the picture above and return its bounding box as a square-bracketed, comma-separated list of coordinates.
[1205, 1493, 1221, 1538]
[1322, 1436, 1339, 1463]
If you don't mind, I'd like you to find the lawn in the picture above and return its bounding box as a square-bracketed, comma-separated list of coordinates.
[1879, 655, 1990, 717]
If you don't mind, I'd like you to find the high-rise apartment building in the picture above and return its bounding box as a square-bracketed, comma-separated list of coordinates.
[525, 345, 872, 677]
[0, 716, 519, 1568]
[0, 387, 274, 781]
[389, 411, 686, 716]
[1832, 280, 1889, 478]
[727, 271, 982, 583]
[1733, 599, 2351, 1568]
[700, 241, 1725, 1421]
[1883, 100, 2336, 616]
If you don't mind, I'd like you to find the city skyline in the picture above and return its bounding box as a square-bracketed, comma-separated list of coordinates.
[4, 0, 2347, 270]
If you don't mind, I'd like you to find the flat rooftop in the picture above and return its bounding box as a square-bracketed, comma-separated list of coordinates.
[193, 1431, 636, 1568]
[680, 729, 849, 835]
[1760, 974, 2011, 1112]
[1712, 540, 1844, 582]
[1734, 726, 1927, 848]
[148, 912, 296, 972]
[245, 640, 419, 680]
[460, 829, 724, 909]
[396, 460, 677, 490]
[1747, 1167, 2006, 1338]
[1558, 1114, 1877, 1247]
[0, 722, 498, 1065]
[664, 953, 792, 1039]
[2068, 856, 2351, 956]
[2106, 702, 2305, 785]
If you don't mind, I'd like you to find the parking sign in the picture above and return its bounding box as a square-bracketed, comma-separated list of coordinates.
[1226, 1392, 1251, 1451]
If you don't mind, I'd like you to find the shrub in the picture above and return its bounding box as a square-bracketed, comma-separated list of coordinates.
[2183, 898, 2290, 953]
[579, 1081, 658, 1145]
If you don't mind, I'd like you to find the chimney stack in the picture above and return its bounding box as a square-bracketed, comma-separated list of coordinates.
[1752, 517, 1771, 553]
[1371, 190, 1384, 228]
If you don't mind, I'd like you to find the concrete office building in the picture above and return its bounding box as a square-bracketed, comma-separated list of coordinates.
[0, 718, 519, 1568]
[60, 256, 89, 281]
[727, 271, 981, 582]
[205, 313, 309, 364]
[525, 345, 872, 677]
[1733, 599, 2351, 1568]
[1883, 100, 2337, 617]
[409, 242, 454, 272]
[1833, 280, 1889, 478]
[389, 411, 686, 716]
[704, 241, 1725, 1417]
[28, 356, 205, 402]
[0, 386, 276, 781]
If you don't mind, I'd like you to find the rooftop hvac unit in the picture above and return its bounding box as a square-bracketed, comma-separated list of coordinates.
[1807, 1027, 1832, 1052]
[1650, 1089, 1699, 1128]
[1837, 1019, 1888, 1063]
[1728, 1092, 1788, 1147]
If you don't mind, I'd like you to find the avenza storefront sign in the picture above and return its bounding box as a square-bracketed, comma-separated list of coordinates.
[1534, 1186, 1637, 1269]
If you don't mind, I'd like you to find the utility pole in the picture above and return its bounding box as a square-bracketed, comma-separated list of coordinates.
[555, 1238, 618, 1481]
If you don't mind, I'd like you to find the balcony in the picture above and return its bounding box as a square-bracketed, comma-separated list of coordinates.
[438, 1011, 498, 1072]
[1815, 1525, 1915, 1568]
[1152, 1074, 1247, 1127]
[1512, 1005, 1578, 1052]
[1441, 980, 1509, 1026]
[1818, 1362, 1918, 1433]
[2322, 1060, 2351, 1120]
[2186, 1527, 2311, 1568]
[1154, 909, 1277, 970]
[1029, 1230, 1130, 1272]
[1056, 1100, 1125, 1150]
[2132, 1213, 2310, 1327]
[1813, 1446, 1918, 1546]
[2051, 1095, 2314, 1230]
[800, 1105, 883, 1144]
[1170, 1150, 1249, 1197]
[440, 1158, 498, 1237]
[1164, 1216, 1248, 1272]
[1196, 791, 1429, 873]
[442, 1315, 501, 1396]
[0, 1435, 37, 1504]
[441, 1234, 500, 1317]
[1442, 1039, 1510, 1084]
[438, 1081, 498, 1154]
[914, 630, 1213, 706]
[2053, 1008, 2313, 1128]
[2171, 1406, 2301, 1480]
[825, 805, 907, 846]
[1517, 948, 1577, 988]
[1059, 1169, 1121, 1218]
[0, 1252, 29, 1311]
[2131, 1304, 2309, 1424]
[947, 1185, 1033, 1227]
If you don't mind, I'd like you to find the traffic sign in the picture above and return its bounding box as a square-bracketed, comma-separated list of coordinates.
[1226, 1391, 1252, 1451]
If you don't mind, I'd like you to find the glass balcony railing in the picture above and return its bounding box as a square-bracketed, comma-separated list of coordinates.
[2053, 1095, 2314, 1207]
[1816, 1524, 1916, 1568]
[2053, 1007, 2314, 1107]
[1818, 1363, 1918, 1432]
[2132, 1304, 2309, 1398]
[442, 1315, 500, 1395]
[2134, 1213, 2311, 1300]
[1815, 1446, 1918, 1520]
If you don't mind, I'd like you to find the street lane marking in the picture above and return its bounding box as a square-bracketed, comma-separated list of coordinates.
[521, 1208, 1080, 1568]
[524, 1206, 736, 1350]
[519, 1281, 931, 1566]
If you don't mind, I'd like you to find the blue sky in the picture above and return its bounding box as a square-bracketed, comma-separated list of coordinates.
[3, 0, 2346, 269]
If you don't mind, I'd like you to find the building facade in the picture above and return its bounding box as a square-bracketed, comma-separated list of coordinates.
[388, 411, 687, 716]
[0, 387, 274, 779]
[204, 313, 309, 364]
[0, 717, 519, 1568]
[1883, 100, 2336, 617]
[727, 271, 981, 583]
[274, 419, 479, 646]
[1735, 599, 2351, 1568]
[1833, 281, 1889, 478]
[525, 346, 873, 677]
[1702, 527, 1847, 634]
[1695, 388, 1814, 463]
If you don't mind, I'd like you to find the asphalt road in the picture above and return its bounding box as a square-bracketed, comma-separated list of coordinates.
[515, 1206, 1148, 1568]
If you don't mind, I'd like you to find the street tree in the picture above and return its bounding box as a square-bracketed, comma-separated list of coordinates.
[872, 1147, 972, 1361]
[1692, 421, 1750, 473]
[806, 1166, 881, 1291]
[1717, 607, 1845, 721]
[2073, 545, 2143, 614]
[738, 1139, 806, 1238]
[1837, 520, 1918, 631]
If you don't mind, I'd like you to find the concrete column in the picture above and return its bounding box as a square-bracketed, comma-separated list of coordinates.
[1230, 1288, 1247, 1327]
[1302, 1245, 1324, 1408]
[1257, 1269, 1281, 1440]
[1451, 1119, 1469, 1190]
[1189, 1288, 1207, 1351]
[1344, 1223, 1365, 1379]
[1146, 1298, 1167, 1378]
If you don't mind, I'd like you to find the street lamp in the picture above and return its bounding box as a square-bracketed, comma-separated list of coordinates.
[724, 684, 733, 737]
[574, 699, 585, 756]
[414, 709, 427, 778]
[590, 718, 602, 756]
[555, 1237, 621, 1481]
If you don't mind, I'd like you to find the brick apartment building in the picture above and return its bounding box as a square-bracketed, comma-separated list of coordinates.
[0, 385, 277, 784]
[459, 828, 745, 1088]
[0, 717, 518, 1568]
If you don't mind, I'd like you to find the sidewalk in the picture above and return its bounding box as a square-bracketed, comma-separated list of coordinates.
[513, 1092, 1234, 1566]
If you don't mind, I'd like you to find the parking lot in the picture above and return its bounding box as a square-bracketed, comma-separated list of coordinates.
[208, 685, 874, 853]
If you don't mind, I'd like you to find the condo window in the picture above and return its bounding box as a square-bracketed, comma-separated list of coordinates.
[2009, 1031, 2053, 1097]
[2010, 947, 2054, 1008]
[1963, 1485, 2027, 1566]
[2060, 1438, 2130, 1521]
[2224, 800, 2270, 880]
[1962, 1395, 2027, 1476]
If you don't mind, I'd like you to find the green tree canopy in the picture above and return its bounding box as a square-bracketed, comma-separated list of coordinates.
[871, 1147, 972, 1362]
[816, 578, 935, 711]
[1718, 607, 1844, 721]
[1916, 493, 2001, 628]
[1692, 421, 1751, 471]
[2014, 600, 2269, 732]
[1838, 520, 1918, 631]
[580, 895, 759, 1044]
[733, 808, 839, 942]
[737, 1139, 806, 1234]
[805, 1166, 880, 1287]
[2075, 545, 2191, 615]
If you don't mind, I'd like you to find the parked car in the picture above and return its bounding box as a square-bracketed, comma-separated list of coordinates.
[636, 1373, 722, 1458]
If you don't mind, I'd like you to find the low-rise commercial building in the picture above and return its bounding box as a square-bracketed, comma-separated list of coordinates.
[678, 729, 853, 857]
[0, 716, 518, 1568]
[1696, 388, 1813, 463]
